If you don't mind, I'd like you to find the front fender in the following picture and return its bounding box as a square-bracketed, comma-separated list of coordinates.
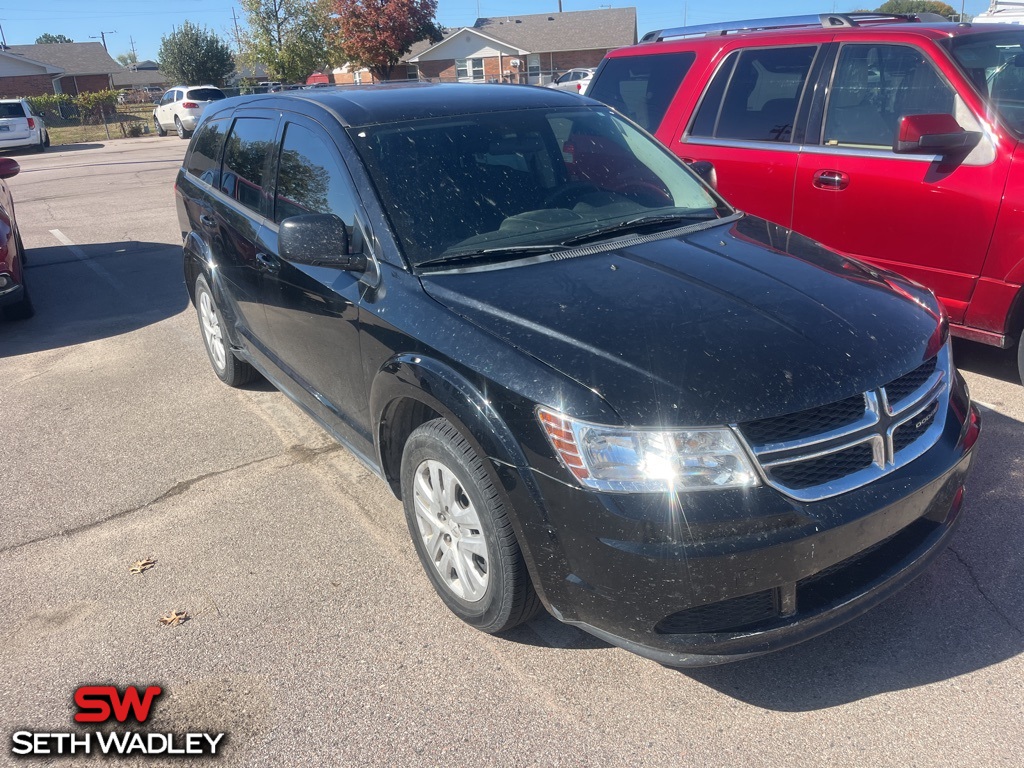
[371, 353, 530, 476]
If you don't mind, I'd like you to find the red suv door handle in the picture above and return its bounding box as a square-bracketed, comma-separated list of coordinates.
[813, 170, 850, 191]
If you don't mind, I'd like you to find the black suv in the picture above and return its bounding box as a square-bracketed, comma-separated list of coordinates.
[175, 83, 980, 666]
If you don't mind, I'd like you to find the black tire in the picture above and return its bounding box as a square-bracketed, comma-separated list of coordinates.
[33, 132, 45, 153]
[154, 115, 166, 137]
[193, 274, 257, 387]
[400, 418, 541, 634]
[174, 116, 189, 140]
[2, 255, 33, 321]
[43, 131, 50, 148]
[1017, 327, 1024, 386]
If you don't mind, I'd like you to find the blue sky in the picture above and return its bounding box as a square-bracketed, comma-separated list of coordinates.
[0, 1, 993, 62]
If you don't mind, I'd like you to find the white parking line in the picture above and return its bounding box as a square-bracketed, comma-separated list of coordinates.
[48, 229, 120, 288]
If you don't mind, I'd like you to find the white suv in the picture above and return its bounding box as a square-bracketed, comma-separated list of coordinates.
[153, 86, 226, 139]
[0, 99, 49, 153]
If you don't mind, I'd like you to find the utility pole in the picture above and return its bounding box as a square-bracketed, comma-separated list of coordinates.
[90, 30, 116, 52]
[0, 23, 7, 48]
[231, 7, 242, 52]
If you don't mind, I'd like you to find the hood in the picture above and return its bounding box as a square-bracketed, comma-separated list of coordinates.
[419, 216, 944, 427]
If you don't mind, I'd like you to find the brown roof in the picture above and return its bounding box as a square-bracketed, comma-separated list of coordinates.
[7, 42, 121, 76]
[406, 8, 637, 60]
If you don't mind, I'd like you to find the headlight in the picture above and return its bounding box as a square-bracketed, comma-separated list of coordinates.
[537, 408, 760, 493]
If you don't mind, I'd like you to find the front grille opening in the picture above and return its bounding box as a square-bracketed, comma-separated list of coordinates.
[768, 443, 874, 490]
[655, 589, 778, 634]
[892, 400, 940, 454]
[797, 518, 939, 614]
[740, 394, 866, 446]
[885, 356, 938, 405]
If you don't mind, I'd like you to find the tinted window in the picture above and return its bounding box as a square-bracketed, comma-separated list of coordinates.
[693, 46, 816, 142]
[186, 118, 227, 183]
[350, 107, 721, 265]
[222, 117, 277, 215]
[274, 123, 361, 255]
[0, 103, 25, 118]
[589, 52, 697, 132]
[187, 88, 226, 102]
[823, 44, 955, 148]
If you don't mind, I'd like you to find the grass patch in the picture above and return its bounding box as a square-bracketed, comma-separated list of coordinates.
[47, 105, 155, 146]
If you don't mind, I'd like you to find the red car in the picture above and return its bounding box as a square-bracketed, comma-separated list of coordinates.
[588, 12, 1024, 381]
[0, 156, 32, 320]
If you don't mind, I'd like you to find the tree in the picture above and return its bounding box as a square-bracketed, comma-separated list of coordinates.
[158, 21, 236, 86]
[116, 51, 139, 68]
[239, 0, 336, 83]
[35, 33, 73, 44]
[874, 1, 960, 19]
[333, 0, 443, 81]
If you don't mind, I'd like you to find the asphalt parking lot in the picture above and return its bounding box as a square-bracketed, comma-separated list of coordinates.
[1, 137, 1022, 767]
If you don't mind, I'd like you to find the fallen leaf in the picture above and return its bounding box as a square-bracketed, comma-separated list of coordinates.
[129, 558, 156, 575]
[158, 610, 188, 626]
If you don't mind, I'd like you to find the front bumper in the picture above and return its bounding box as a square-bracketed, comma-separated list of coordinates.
[515, 378, 981, 666]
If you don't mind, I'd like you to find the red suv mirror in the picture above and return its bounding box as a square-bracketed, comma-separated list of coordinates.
[0, 157, 20, 179]
[893, 114, 982, 155]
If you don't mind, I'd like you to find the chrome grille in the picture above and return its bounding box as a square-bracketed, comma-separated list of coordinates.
[736, 345, 950, 501]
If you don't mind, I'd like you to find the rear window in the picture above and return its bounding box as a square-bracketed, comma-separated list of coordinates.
[0, 103, 26, 119]
[587, 52, 696, 132]
[187, 88, 225, 102]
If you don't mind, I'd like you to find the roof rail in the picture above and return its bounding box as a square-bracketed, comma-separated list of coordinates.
[640, 12, 944, 43]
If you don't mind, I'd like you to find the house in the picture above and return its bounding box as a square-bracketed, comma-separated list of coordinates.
[111, 68, 169, 91]
[329, 8, 637, 86]
[4, 42, 121, 95]
[0, 49, 64, 98]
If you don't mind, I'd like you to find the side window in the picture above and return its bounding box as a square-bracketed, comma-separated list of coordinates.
[691, 46, 816, 142]
[159, 91, 174, 106]
[186, 118, 227, 184]
[274, 122, 362, 253]
[823, 44, 955, 148]
[221, 117, 277, 215]
[587, 52, 697, 132]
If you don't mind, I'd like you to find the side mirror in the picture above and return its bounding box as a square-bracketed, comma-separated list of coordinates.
[893, 114, 982, 155]
[686, 159, 717, 189]
[0, 158, 20, 179]
[279, 214, 367, 272]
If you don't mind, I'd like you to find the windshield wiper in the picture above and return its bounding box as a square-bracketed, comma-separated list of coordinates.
[560, 212, 719, 247]
[416, 244, 569, 269]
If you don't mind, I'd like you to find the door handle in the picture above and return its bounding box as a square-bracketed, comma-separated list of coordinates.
[256, 252, 280, 273]
[813, 170, 850, 191]
[199, 214, 215, 227]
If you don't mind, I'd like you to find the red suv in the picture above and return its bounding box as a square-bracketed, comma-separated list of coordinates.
[588, 12, 1024, 381]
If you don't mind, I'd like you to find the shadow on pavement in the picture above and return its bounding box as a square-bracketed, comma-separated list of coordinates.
[952, 338, 1021, 386]
[41, 143, 107, 153]
[0, 241, 188, 356]
[684, 406, 1023, 710]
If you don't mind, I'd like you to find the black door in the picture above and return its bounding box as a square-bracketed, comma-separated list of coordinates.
[258, 117, 373, 447]
[212, 112, 279, 356]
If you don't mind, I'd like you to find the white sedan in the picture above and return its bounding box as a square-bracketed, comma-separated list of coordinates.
[547, 68, 595, 94]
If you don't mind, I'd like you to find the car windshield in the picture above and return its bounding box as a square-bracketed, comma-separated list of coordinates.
[945, 31, 1024, 134]
[348, 106, 727, 267]
[187, 88, 225, 102]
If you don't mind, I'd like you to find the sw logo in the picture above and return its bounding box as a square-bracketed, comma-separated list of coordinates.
[9, 685, 225, 757]
[74, 685, 163, 723]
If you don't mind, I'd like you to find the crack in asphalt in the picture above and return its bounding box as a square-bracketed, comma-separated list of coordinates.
[0, 443, 345, 557]
[949, 545, 1024, 638]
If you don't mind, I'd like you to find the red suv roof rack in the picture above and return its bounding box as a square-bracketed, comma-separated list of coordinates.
[640, 12, 949, 43]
